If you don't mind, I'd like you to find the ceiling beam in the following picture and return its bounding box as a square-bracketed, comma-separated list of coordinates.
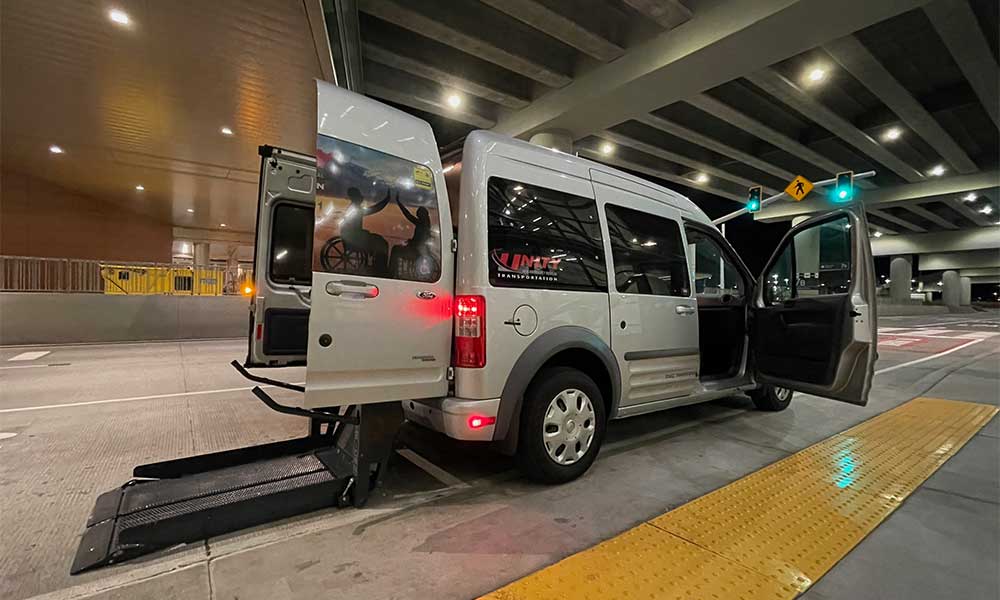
[358, 0, 572, 88]
[324, 0, 365, 92]
[756, 170, 1000, 222]
[362, 43, 529, 109]
[867, 208, 927, 233]
[621, 0, 692, 30]
[173, 227, 253, 245]
[686, 93, 876, 189]
[636, 113, 796, 182]
[946, 197, 996, 227]
[305, 0, 337, 83]
[598, 130, 779, 194]
[924, 0, 1000, 130]
[364, 62, 497, 128]
[870, 227, 999, 256]
[479, 0, 624, 62]
[577, 147, 744, 203]
[823, 34, 978, 174]
[746, 68, 925, 183]
[492, 0, 928, 138]
[901, 204, 958, 230]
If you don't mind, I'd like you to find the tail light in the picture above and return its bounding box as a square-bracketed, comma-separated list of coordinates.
[454, 295, 485, 368]
[468, 415, 496, 429]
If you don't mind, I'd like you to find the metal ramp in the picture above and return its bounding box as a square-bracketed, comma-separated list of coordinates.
[71, 400, 402, 574]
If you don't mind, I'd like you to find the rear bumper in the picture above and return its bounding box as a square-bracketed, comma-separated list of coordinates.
[403, 396, 501, 442]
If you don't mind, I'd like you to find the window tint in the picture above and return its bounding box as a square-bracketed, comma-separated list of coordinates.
[269, 204, 313, 285]
[605, 204, 690, 297]
[487, 176, 607, 292]
[313, 134, 442, 282]
[686, 228, 744, 298]
[764, 215, 853, 304]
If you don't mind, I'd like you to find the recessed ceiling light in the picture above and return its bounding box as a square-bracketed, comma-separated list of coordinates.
[220, 223, 227, 227]
[108, 9, 130, 26]
[600, 142, 614, 155]
[695, 173, 710, 184]
[445, 93, 462, 109]
[963, 193, 977, 202]
[220, 126, 234, 136]
[186, 208, 194, 213]
[806, 67, 827, 83]
[135, 184, 144, 191]
[927, 164, 945, 177]
[873, 230, 883, 238]
[981, 206, 993, 215]
[49, 145, 64, 154]
[882, 127, 902, 142]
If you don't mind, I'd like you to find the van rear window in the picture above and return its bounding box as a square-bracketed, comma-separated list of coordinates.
[487, 177, 607, 292]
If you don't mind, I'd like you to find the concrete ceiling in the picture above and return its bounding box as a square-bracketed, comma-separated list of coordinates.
[2, 0, 997, 242]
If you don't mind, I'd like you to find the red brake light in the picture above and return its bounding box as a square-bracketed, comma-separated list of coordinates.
[468, 415, 496, 429]
[454, 295, 485, 368]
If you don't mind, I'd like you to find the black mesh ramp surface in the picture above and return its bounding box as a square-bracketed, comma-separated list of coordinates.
[72, 452, 348, 574]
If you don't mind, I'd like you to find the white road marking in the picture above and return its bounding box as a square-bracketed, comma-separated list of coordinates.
[874, 338, 984, 376]
[396, 448, 468, 488]
[8, 351, 50, 361]
[0, 364, 52, 370]
[0, 432, 17, 440]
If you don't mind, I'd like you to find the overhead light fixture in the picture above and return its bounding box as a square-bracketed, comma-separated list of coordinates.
[980, 205, 993, 215]
[442, 164, 455, 174]
[805, 66, 827, 84]
[135, 184, 144, 191]
[882, 127, 902, 142]
[49, 145, 64, 154]
[873, 230, 883, 238]
[220, 223, 227, 228]
[600, 142, 614, 155]
[937, 281, 943, 286]
[186, 208, 194, 213]
[220, 126, 234, 136]
[108, 8, 130, 26]
[695, 173, 710, 184]
[927, 164, 945, 177]
[445, 93, 462, 109]
[963, 193, 977, 202]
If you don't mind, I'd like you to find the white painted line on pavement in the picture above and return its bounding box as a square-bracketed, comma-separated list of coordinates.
[875, 338, 984, 376]
[0, 364, 51, 370]
[397, 448, 468, 488]
[8, 351, 51, 361]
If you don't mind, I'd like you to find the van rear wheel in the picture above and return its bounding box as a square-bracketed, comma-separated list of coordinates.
[516, 367, 606, 484]
[749, 384, 793, 411]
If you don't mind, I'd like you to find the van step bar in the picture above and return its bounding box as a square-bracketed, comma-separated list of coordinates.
[71, 401, 402, 574]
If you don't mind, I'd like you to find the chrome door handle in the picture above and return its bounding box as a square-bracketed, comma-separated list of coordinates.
[416, 290, 436, 300]
[326, 280, 379, 298]
[675, 305, 696, 315]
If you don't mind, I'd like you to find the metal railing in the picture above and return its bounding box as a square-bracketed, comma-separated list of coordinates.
[1, 256, 253, 295]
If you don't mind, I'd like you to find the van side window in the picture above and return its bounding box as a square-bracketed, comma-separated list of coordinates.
[269, 204, 314, 285]
[685, 228, 744, 299]
[605, 204, 690, 297]
[313, 134, 442, 283]
[487, 177, 607, 292]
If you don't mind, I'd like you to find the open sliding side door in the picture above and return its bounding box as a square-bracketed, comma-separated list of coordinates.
[245, 146, 316, 368]
[750, 208, 877, 405]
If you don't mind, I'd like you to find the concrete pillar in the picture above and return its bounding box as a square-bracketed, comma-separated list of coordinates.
[960, 276, 972, 306]
[529, 130, 573, 153]
[889, 256, 912, 304]
[194, 242, 210, 266]
[941, 270, 961, 308]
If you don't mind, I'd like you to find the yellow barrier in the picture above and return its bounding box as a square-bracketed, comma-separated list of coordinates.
[101, 265, 225, 296]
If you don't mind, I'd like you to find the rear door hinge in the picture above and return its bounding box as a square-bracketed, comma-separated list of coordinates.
[447, 366, 455, 381]
[451, 238, 458, 253]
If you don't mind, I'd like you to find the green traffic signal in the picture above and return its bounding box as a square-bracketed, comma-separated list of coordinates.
[833, 171, 854, 203]
[747, 185, 762, 213]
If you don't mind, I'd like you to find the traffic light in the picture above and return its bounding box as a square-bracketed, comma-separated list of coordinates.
[833, 171, 854, 203]
[746, 185, 762, 213]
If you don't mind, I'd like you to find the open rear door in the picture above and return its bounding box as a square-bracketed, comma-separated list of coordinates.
[751, 208, 877, 405]
[304, 81, 454, 409]
[245, 146, 316, 367]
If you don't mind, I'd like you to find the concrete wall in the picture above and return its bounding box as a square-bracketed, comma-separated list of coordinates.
[1, 171, 173, 262]
[0, 293, 248, 345]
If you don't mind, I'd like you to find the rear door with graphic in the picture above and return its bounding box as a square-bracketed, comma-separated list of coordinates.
[305, 82, 454, 408]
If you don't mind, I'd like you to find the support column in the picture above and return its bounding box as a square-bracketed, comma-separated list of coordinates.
[889, 256, 912, 304]
[529, 130, 573, 153]
[941, 270, 961, 309]
[194, 242, 210, 266]
[959, 276, 972, 306]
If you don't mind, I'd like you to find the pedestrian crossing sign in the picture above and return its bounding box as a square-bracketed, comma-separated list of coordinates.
[785, 175, 814, 201]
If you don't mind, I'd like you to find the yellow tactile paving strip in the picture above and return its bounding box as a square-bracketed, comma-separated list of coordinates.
[481, 398, 998, 600]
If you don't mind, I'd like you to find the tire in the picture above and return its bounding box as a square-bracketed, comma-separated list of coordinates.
[749, 384, 793, 411]
[516, 367, 607, 484]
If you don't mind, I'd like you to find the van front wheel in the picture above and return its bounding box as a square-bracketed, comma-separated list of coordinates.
[749, 384, 793, 411]
[516, 367, 606, 484]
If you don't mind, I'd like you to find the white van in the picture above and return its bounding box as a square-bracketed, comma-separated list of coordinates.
[246, 81, 877, 483]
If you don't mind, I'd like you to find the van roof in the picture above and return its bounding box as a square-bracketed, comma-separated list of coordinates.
[465, 130, 714, 226]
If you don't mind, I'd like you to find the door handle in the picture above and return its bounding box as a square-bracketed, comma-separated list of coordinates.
[416, 290, 436, 300]
[325, 280, 379, 298]
[675, 305, 696, 315]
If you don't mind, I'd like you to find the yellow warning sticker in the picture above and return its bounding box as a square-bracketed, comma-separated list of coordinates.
[784, 175, 814, 201]
[413, 166, 433, 190]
